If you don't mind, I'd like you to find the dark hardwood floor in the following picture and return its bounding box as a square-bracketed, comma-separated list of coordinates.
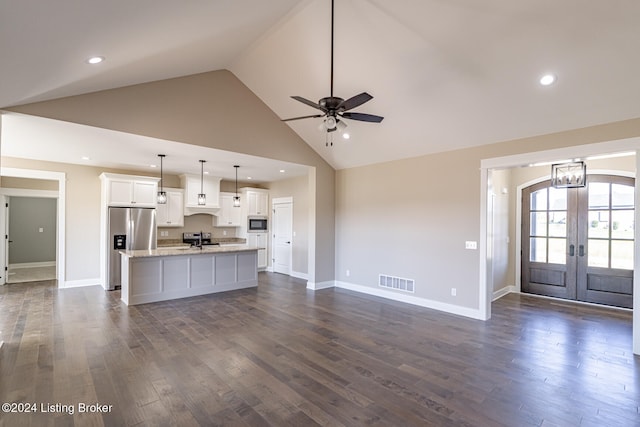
[1, 273, 638, 426]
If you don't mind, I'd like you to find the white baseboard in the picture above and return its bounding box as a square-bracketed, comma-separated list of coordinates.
[291, 270, 309, 281]
[62, 278, 102, 289]
[335, 281, 485, 320]
[493, 285, 516, 301]
[9, 261, 56, 269]
[306, 280, 335, 290]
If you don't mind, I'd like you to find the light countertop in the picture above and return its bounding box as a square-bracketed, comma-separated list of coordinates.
[120, 244, 260, 259]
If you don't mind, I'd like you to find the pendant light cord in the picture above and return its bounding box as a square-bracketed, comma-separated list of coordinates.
[200, 160, 204, 194]
[159, 155, 164, 192]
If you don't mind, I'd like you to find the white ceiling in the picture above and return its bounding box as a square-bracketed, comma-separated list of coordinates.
[2, 0, 640, 172]
[0, 112, 309, 183]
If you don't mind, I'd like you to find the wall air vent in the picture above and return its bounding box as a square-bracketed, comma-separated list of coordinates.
[378, 274, 415, 293]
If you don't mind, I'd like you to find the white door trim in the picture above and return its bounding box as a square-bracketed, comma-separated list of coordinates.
[0, 167, 66, 287]
[479, 137, 640, 354]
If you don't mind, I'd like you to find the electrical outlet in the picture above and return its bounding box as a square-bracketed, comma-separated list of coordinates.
[465, 241, 477, 250]
[223, 230, 227, 236]
[451, 288, 457, 296]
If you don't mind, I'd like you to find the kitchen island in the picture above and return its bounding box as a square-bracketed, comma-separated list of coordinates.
[119, 245, 259, 305]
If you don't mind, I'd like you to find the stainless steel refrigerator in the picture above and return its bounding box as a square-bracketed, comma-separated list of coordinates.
[107, 207, 156, 290]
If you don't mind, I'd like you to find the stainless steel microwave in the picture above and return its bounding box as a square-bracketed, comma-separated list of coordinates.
[248, 216, 268, 232]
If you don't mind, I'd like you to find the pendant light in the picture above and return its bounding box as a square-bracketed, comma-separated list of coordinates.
[157, 154, 167, 204]
[551, 161, 586, 188]
[233, 165, 240, 207]
[198, 160, 206, 205]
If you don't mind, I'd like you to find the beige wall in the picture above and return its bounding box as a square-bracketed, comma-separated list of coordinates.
[337, 121, 640, 311]
[336, 150, 483, 308]
[0, 157, 303, 283]
[1, 157, 168, 283]
[7, 70, 336, 284]
[5, 68, 640, 314]
[268, 174, 310, 275]
[1, 176, 58, 190]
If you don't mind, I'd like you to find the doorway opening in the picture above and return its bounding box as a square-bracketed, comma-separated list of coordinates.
[480, 137, 640, 354]
[5, 195, 58, 284]
[0, 168, 66, 286]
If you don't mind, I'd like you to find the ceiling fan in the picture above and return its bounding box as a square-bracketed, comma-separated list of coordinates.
[281, 0, 384, 142]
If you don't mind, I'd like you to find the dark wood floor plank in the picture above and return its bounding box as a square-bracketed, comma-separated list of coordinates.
[1, 273, 640, 426]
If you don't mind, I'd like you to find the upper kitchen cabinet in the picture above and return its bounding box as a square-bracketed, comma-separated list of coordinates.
[180, 174, 221, 215]
[156, 188, 184, 227]
[243, 188, 269, 216]
[100, 173, 159, 207]
[215, 192, 242, 227]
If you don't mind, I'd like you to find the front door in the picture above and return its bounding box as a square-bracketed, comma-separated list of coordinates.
[522, 174, 634, 308]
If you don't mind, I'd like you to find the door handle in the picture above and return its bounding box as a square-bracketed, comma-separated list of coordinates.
[579, 245, 585, 257]
[569, 244, 575, 256]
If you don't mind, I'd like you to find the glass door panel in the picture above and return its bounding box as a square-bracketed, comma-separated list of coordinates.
[548, 238, 567, 264]
[587, 239, 609, 268]
[611, 241, 634, 270]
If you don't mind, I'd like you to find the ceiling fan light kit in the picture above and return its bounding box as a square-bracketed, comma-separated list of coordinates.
[281, 0, 383, 145]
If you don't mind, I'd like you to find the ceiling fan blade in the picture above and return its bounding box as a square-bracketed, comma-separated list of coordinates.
[341, 112, 384, 123]
[338, 92, 373, 111]
[281, 114, 324, 122]
[291, 96, 327, 112]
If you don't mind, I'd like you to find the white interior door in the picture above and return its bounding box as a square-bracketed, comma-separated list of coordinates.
[272, 198, 292, 275]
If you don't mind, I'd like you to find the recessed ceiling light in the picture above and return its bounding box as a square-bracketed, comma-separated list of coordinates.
[539, 74, 556, 86]
[247, 176, 253, 180]
[150, 164, 157, 168]
[279, 169, 285, 173]
[81, 156, 91, 161]
[204, 171, 209, 175]
[342, 133, 350, 140]
[86, 56, 104, 65]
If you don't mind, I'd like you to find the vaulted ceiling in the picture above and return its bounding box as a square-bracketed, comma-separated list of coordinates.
[2, 0, 640, 171]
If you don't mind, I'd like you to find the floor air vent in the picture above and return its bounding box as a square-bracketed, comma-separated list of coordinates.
[379, 274, 415, 293]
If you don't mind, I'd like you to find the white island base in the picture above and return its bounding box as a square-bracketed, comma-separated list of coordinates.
[120, 247, 258, 305]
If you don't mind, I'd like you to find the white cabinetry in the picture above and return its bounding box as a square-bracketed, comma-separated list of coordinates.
[244, 188, 269, 216]
[247, 233, 268, 269]
[101, 173, 159, 207]
[215, 193, 242, 227]
[156, 188, 184, 227]
[179, 174, 221, 215]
